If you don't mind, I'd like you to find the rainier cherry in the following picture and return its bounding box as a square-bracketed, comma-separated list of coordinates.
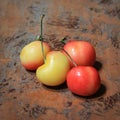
[20, 41, 51, 70]
[36, 51, 70, 86]
[20, 15, 51, 70]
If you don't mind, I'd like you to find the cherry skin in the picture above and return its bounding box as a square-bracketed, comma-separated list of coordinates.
[20, 41, 51, 70]
[36, 51, 70, 86]
[63, 40, 96, 67]
[67, 66, 101, 96]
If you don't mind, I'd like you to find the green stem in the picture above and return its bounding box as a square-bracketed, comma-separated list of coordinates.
[59, 37, 67, 45]
[39, 14, 46, 63]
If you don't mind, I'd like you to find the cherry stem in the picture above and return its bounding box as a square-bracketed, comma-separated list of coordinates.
[39, 14, 46, 63]
[63, 49, 77, 67]
[59, 37, 66, 45]
[60, 38, 77, 67]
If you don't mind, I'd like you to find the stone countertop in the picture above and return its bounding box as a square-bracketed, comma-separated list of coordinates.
[0, 0, 120, 120]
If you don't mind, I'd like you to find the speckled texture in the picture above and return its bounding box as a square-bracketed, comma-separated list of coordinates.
[0, 0, 120, 120]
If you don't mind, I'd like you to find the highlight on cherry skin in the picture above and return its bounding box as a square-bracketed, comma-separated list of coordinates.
[36, 51, 70, 86]
[66, 66, 101, 96]
[63, 40, 96, 67]
[20, 40, 51, 71]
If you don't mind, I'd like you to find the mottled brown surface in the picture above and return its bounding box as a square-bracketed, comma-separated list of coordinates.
[0, 0, 120, 120]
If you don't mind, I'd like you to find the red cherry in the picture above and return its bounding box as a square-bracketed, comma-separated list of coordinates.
[67, 66, 101, 96]
[64, 40, 96, 67]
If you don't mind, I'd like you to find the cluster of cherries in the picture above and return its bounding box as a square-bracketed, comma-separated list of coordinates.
[20, 15, 101, 97]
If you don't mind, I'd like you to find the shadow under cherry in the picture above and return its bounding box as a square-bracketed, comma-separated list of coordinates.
[72, 84, 106, 99]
